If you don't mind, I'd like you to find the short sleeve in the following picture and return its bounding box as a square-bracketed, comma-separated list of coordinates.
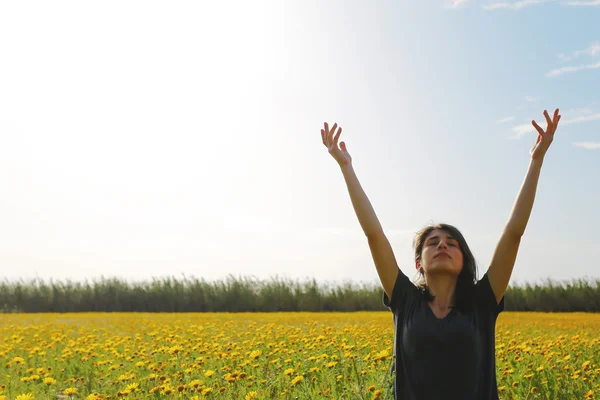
[382, 268, 415, 312]
[475, 270, 505, 315]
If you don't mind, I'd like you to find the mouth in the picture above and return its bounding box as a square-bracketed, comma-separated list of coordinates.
[435, 252, 450, 259]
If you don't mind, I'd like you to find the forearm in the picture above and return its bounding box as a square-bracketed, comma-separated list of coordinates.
[340, 163, 384, 237]
[505, 158, 544, 236]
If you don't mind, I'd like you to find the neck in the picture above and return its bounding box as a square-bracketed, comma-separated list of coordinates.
[424, 272, 458, 310]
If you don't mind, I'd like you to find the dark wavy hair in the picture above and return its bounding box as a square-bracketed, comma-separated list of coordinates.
[413, 223, 478, 312]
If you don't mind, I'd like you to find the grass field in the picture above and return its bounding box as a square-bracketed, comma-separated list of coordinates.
[0, 312, 598, 399]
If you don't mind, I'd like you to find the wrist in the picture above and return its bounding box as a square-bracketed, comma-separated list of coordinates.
[340, 162, 353, 170]
[530, 157, 544, 168]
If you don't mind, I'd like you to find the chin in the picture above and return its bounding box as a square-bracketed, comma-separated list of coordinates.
[430, 265, 461, 275]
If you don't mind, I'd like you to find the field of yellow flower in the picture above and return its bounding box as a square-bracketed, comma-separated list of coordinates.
[0, 312, 598, 399]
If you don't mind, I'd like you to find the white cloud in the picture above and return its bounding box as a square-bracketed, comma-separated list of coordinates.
[546, 61, 600, 77]
[563, 0, 600, 5]
[483, 0, 551, 10]
[525, 96, 538, 102]
[446, 0, 472, 7]
[510, 111, 600, 138]
[561, 113, 600, 125]
[511, 123, 536, 138]
[496, 116, 516, 123]
[558, 42, 600, 61]
[572, 142, 600, 149]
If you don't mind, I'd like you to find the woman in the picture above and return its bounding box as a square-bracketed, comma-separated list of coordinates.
[320, 109, 561, 399]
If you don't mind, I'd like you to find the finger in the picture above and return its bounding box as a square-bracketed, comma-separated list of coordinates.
[543, 110, 553, 133]
[324, 122, 331, 146]
[550, 109, 560, 134]
[333, 126, 342, 147]
[532, 120, 545, 136]
[321, 129, 327, 146]
[328, 123, 338, 146]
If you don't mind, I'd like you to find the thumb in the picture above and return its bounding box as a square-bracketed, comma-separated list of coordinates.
[340, 141, 347, 151]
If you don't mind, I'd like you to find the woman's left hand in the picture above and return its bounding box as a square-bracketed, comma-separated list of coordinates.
[530, 109, 561, 160]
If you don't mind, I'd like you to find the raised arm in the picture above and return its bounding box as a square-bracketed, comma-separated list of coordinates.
[321, 122, 400, 299]
[488, 109, 561, 304]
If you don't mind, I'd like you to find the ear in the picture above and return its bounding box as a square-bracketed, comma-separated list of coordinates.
[416, 261, 421, 272]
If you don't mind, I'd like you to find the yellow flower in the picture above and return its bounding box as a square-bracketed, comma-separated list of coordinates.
[188, 379, 202, 388]
[291, 375, 304, 386]
[15, 394, 34, 400]
[204, 370, 215, 378]
[64, 387, 78, 395]
[284, 368, 294, 376]
[246, 391, 258, 400]
[44, 377, 57, 385]
[249, 350, 261, 359]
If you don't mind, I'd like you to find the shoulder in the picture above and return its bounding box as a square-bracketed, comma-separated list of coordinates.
[474, 271, 505, 315]
[382, 268, 420, 312]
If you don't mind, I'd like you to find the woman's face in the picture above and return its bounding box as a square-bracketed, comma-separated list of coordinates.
[417, 229, 464, 277]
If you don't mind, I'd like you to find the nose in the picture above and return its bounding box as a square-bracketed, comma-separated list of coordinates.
[437, 240, 448, 249]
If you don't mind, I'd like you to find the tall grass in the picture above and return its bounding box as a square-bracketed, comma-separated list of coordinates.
[1, 274, 599, 313]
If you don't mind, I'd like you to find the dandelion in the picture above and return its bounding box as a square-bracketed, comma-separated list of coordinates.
[246, 391, 258, 400]
[249, 350, 261, 359]
[126, 382, 139, 391]
[291, 375, 304, 386]
[188, 379, 202, 388]
[12, 357, 25, 365]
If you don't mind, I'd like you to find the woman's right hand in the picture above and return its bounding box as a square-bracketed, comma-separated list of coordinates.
[321, 122, 352, 167]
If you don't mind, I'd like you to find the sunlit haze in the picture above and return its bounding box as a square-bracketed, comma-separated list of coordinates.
[1, 1, 599, 288]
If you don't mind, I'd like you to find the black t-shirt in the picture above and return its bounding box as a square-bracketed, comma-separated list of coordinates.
[382, 268, 505, 400]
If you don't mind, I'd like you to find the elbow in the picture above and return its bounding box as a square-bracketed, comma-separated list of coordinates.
[504, 227, 524, 241]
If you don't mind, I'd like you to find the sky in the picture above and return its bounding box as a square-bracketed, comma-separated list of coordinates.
[0, 0, 599, 289]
